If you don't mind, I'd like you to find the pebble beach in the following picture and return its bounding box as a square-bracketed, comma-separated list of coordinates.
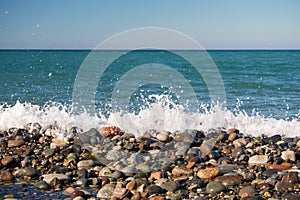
[0, 124, 299, 200]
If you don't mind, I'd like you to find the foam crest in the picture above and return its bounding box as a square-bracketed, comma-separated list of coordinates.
[0, 98, 299, 138]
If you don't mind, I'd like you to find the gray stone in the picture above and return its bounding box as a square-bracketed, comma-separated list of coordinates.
[97, 184, 115, 198]
[35, 181, 51, 190]
[206, 182, 226, 195]
[145, 184, 163, 195]
[248, 155, 268, 166]
[42, 173, 68, 184]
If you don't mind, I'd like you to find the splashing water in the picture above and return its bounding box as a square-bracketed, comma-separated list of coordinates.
[0, 95, 299, 139]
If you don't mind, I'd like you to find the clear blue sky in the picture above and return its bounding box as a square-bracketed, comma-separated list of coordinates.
[0, 0, 299, 49]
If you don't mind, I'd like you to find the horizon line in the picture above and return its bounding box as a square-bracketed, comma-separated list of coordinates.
[0, 48, 300, 51]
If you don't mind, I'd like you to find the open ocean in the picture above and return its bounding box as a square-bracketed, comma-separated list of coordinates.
[0, 50, 299, 137]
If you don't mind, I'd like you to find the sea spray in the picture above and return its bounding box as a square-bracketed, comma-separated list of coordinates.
[0, 96, 299, 138]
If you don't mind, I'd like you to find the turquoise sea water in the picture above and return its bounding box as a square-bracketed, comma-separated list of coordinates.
[0, 50, 299, 136]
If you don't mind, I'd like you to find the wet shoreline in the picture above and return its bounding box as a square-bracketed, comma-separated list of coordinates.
[0, 124, 299, 199]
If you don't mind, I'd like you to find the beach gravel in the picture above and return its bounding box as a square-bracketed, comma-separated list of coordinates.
[0, 124, 299, 199]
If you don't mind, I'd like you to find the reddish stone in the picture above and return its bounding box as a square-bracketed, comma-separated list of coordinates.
[197, 167, 220, 179]
[100, 126, 121, 137]
[227, 128, 239, 134]
[7, 140, 25, 148]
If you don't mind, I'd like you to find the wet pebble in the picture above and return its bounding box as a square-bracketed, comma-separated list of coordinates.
[275, 181, 294, 192]
[197, 167, 220, 179]
[248, 155, 268, 166]
[239, 185, 256, 198]
[7, 139, 25, 148]
[113, 187, 129, 199]
[97, 184, 115, 198]
[146, 184, 163, 195]
[206, 182, 226, 195]
[282, 172, 299, 183]
[35, 181, 51, 190]
[161, 181, 178, 192]
[42, 174, 68, 184]
[281, 149, 296, 162]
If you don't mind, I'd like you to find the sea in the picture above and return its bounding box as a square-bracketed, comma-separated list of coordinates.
[0, 50, 299, 138]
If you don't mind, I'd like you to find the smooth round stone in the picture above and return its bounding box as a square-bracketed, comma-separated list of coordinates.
[214, 175, 243, 187]
[248, 155, 268, 166]
[173, 132, 193, 143]
[197, 167, 220, 179]
[275, 181, 294, 192]
[121, 165, 137, 176]
[239, 185, 256, 198]
[7, 139, 25, 148]
[281, 149, 296, 162]
[18, 167, 39, 177]
[71, 190, 85, 199]
[228, 132, 237, 141]
[156, 133, 169, 142]
[98, 167, 113, 177]
[206, 182, 226, 195]
[42, 174, 68, 184]
[100, 126, 121, 137]
[172, 166, 192, 176]
[283, 193, 300, 200]
[175, 146, 189, 156]
[113, 187, 129, 199]
[262, 169, 278, 178]
[256, 183, 273, 191]
[77, 160, 94, 169]
[267, 135, 282, 144]
[233, 138, 247, 147]
[67, 153, 77, 161]
[231, 147, 244, 158]
[1, 156, 15, 167]
[35, 181, 51, 190]
[77, 169, 88, 178]
[187, 148, 202, 157]
[65, 186, 76, 194]
[75, 178, 88, 187]
[145, 184, 163, 195]
[106, 150, 121, 161]
[282, 172, 299, 184]
[128, 153, 142, 165]
[161, 181, 178, 192]
[111, 171, 123, 179]
[199, 143, 213, 157]
[126, 180, 137, 191]
[227, 128, 239, 134]
[0, 170, 13, 181]
[97, 184, 115, 198]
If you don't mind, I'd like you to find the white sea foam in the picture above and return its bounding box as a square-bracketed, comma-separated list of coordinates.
[0, 98, 299, 138]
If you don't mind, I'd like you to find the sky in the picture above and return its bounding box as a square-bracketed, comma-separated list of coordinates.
[0, 0, 299, 49]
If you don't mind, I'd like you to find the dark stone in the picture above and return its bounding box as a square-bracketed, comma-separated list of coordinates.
[282, 172, 299, 184]
[262, 169, 278, 178]
[0, 170, 14, 181]
[267, 135, 282, 144]
[145, 184, 163, 195]
[161, 181, 178, 192]
[282, 193, 300, 200]
[35, 181, 51, 190]
[275, 181, 294, 192]
[206, 182, 226, 195]
[77, 169, 88, 178]
[71, 190, 85, 199]
[232, 147, 244, 158]
[20, 167, 39, 177]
